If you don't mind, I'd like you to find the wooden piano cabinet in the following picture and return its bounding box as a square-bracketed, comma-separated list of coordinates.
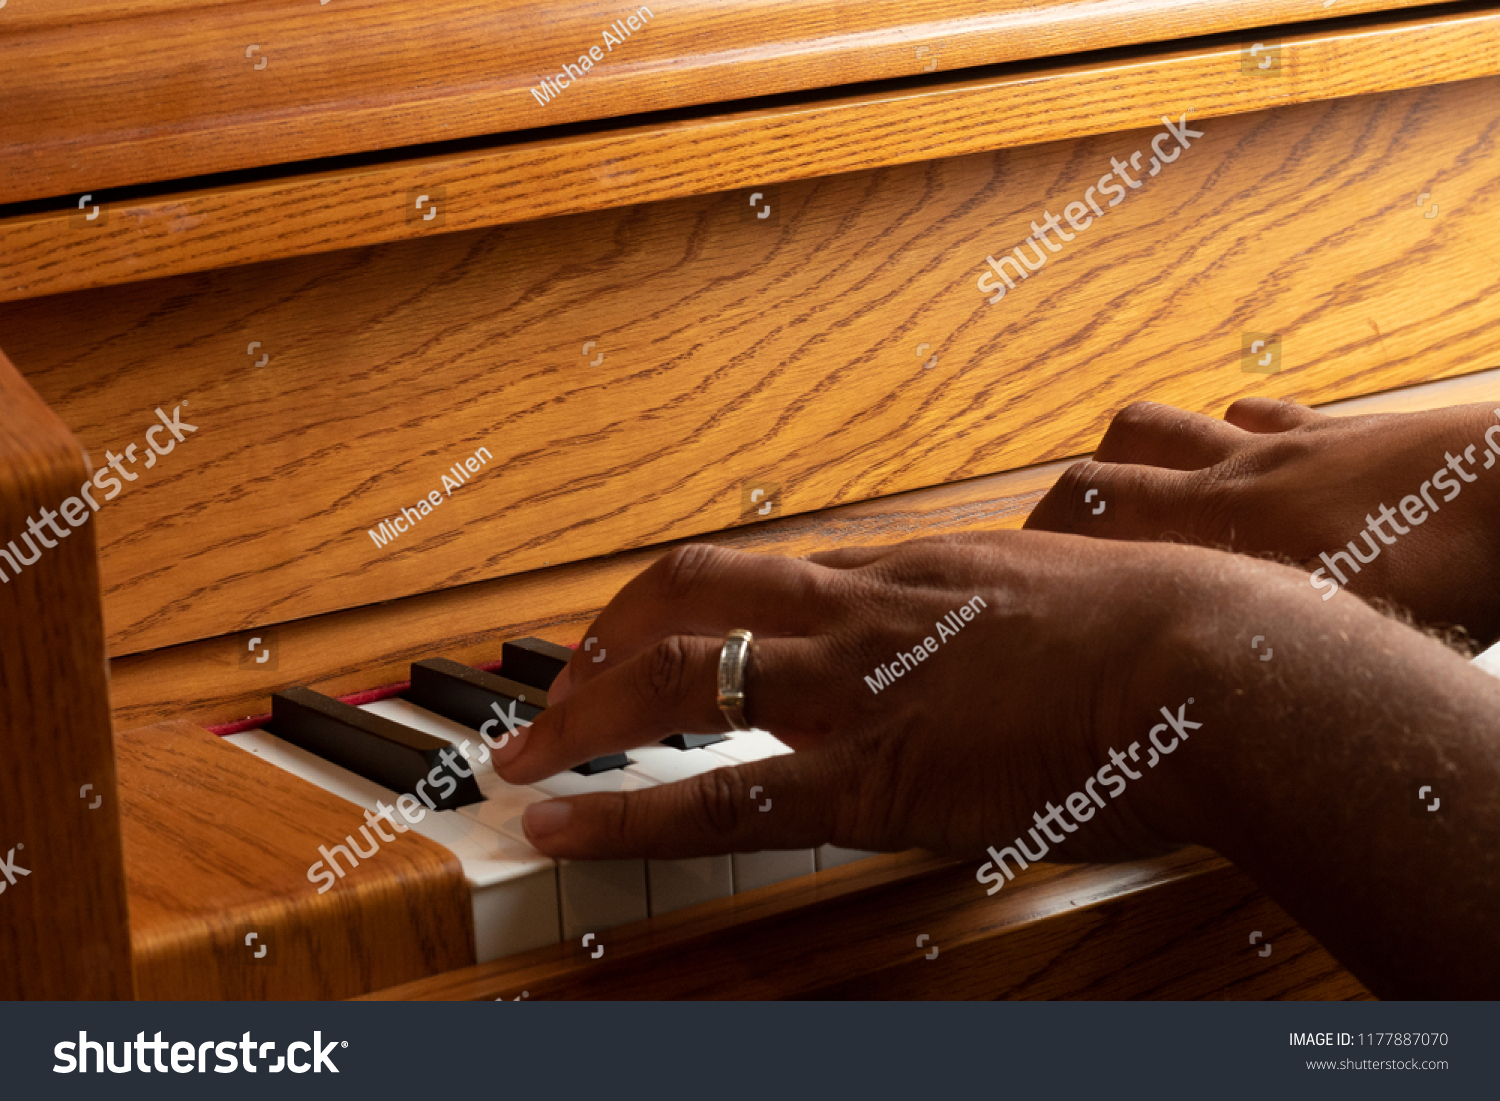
[117, 721, 474, 1000]
[4, 73, 1499, 666]
[0, 350, 132, 999]
[0, 0, 1449, 211]
[2, 0, 1497, 1000]
[365, 848, 1372, 1001]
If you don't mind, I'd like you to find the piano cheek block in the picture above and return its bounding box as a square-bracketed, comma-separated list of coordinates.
[271, 688, 483, 810]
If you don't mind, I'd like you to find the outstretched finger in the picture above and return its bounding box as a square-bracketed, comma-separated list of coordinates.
[519, 750, 851, 860]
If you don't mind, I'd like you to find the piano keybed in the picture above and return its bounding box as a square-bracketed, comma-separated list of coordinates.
[226, 643, 873, 964]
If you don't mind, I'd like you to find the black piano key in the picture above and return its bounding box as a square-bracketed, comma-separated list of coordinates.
[408, 657, 627, 777]
[570, 752, 631, 775]
[500, 636, 574, 691]
[661, 732, 727, 750]
[271, 687, 483, 809]
[408, 658, 546, 732]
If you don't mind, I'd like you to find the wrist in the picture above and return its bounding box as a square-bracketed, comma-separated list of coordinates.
[1105, 551, 1313, 852]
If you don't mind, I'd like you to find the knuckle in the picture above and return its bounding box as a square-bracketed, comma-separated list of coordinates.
[655, 544, 721, 604]
[684, 767, 747, 839]
[640, 634, 695, 709]
[1053, 459, 1101, 499]
[605, 790, 635, 847]
[1110, 400, 1165, 434]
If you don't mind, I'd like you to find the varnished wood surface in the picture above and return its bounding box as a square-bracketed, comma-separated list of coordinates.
[0, 0, 1443, 209]
[118, 720, 474, 999]
[105, 366, 1500, 733]
[7, 7, 1500, 302]
[365, 847, 1370, 1000]
[7, 75, 1499, 659]
[0, 349, 133, 999]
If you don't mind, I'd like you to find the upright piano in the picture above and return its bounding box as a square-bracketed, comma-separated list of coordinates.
[3, 0, 1499, 999]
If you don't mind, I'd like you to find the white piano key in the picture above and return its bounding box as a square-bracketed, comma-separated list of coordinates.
[227, 728, 395, 810]
[225, 727, 561, 960]
[734, 849, 816, 893]
[400, 807, 561, 961]
[816, 844, 880, 871]
[521, 765, 652, 937]
[558, 857, 649, 940]
[1474, 639, 1500, 680]
[626, 744, 736, 915]
[649, 855, 735, 916]
[702, 729, 794, 766]
[625, 743, 728, 784]
[530, 763, 652, 799]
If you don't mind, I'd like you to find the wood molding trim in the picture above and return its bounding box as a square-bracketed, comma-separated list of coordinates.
[5, 7, 1500, 302]
[0, 0, 1445, 209]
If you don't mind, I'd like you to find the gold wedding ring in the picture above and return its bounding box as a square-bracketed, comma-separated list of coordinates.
[717, 628, 754, 731]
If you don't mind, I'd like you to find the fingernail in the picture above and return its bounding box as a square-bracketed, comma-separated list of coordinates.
[550, 665, 572, 703]
[523, 799, 573, 841]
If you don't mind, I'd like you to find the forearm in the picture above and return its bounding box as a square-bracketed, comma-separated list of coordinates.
[1132, 559, 1500, 997]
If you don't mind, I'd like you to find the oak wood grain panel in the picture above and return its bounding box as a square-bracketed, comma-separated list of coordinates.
[364, 847, 1369, 999]
[0, 348, 133, 999]
[0, 0, 1443, 209]
[8, 7, 1500, 302]
[105, 365, 1500, 733]
[8, 74, 1496, 658]
[11, 79, 1500, 663]
[118, 720, 473, 999]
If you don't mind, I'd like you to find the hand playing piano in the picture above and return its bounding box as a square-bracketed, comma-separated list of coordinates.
[497, 534, 1210, 867]
[1023, 398, 1500, 645]
[494, 527, 1500, 998]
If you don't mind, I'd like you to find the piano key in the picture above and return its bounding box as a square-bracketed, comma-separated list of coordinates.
[682, 729, 814, 891]
[409, 656, 624, 778]
[501, 636, 574, 691]
[702, 728, 794, 765]
[624, 745, 736, 915]
[225, 728, 560, 961]
[571, 752, 632, 775]
[519, 766, 653, 935]
[625, 743, 727, 785]
[359, 698, 537, 814]
[228, 728, 399, 810]
[649, 855, 735, 917]
[363, 694, 641, 950]
[407, 657, 546, 732]
[529, 762, 652, 800]
[661, 732, 726, 750]
[271, 687, 483, 809]
[1474, 639, 1500, 679]
[557, 857, 649, 942]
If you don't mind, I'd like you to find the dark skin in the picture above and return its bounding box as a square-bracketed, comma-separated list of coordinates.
[1026, 397, 1500, 645]
[493, 399, 1500, 998]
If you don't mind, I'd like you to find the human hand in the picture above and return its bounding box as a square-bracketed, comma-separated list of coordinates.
[491, 535, 1278, 866]
[1024, 399, 1500, 643]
